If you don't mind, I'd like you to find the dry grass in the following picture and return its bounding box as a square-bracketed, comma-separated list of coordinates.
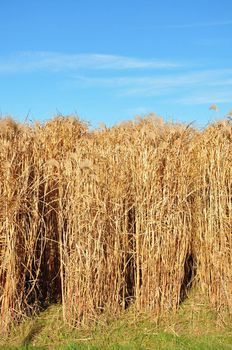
[193, 121, 232, 311]
[0, 114, 231, 334]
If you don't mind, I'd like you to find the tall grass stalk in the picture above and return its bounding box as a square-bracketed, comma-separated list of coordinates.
[0, 115, 231, 333]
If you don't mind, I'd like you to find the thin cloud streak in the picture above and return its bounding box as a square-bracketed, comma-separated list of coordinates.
[176, 92, 232, 105]
[66, 68, 232, 107]
[0, 52, 180, 73]
[164, 19, 232, 29]
[70, 69, 232, 97]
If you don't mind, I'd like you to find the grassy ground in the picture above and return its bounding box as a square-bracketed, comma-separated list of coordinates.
[1, 291, 232, 350]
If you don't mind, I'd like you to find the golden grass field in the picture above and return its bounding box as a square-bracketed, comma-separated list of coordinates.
[0, 114, 231, 336]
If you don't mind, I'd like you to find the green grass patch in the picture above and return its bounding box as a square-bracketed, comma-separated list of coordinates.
[1, 292, 232, 350]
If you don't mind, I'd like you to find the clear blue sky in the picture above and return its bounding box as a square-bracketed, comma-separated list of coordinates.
[0, 0, 232, 128]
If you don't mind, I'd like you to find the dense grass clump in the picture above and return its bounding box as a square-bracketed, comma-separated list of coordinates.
[0, 114, 231, 333]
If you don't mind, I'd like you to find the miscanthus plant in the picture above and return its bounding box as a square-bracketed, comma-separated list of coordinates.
[0, 114, 231, 334]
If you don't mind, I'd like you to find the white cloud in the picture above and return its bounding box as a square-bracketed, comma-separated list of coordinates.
[1, 51, 231, 108]
[123, 106, 153, 116]
[164, 20, 232, 29]
[0, 52, 180, 73]
[176, 92, 232, 105]
[70, 69, 232, 97]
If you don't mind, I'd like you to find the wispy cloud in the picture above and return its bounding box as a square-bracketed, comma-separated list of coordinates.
[164, 19, 232, 29]
[70, 69, 232, 97]
[0, 51, 180, 73]
[1, 51, 231, 109]
[176, 92, 232, 105]
[123, 106, 153, 116]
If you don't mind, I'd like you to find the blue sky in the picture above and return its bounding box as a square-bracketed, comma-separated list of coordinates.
[0, 0, 232, 128]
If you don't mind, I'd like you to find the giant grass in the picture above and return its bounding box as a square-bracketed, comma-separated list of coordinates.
[0, 115, 231, 335]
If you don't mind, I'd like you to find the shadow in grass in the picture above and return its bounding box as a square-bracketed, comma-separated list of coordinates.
[21, 322, 45, 348]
